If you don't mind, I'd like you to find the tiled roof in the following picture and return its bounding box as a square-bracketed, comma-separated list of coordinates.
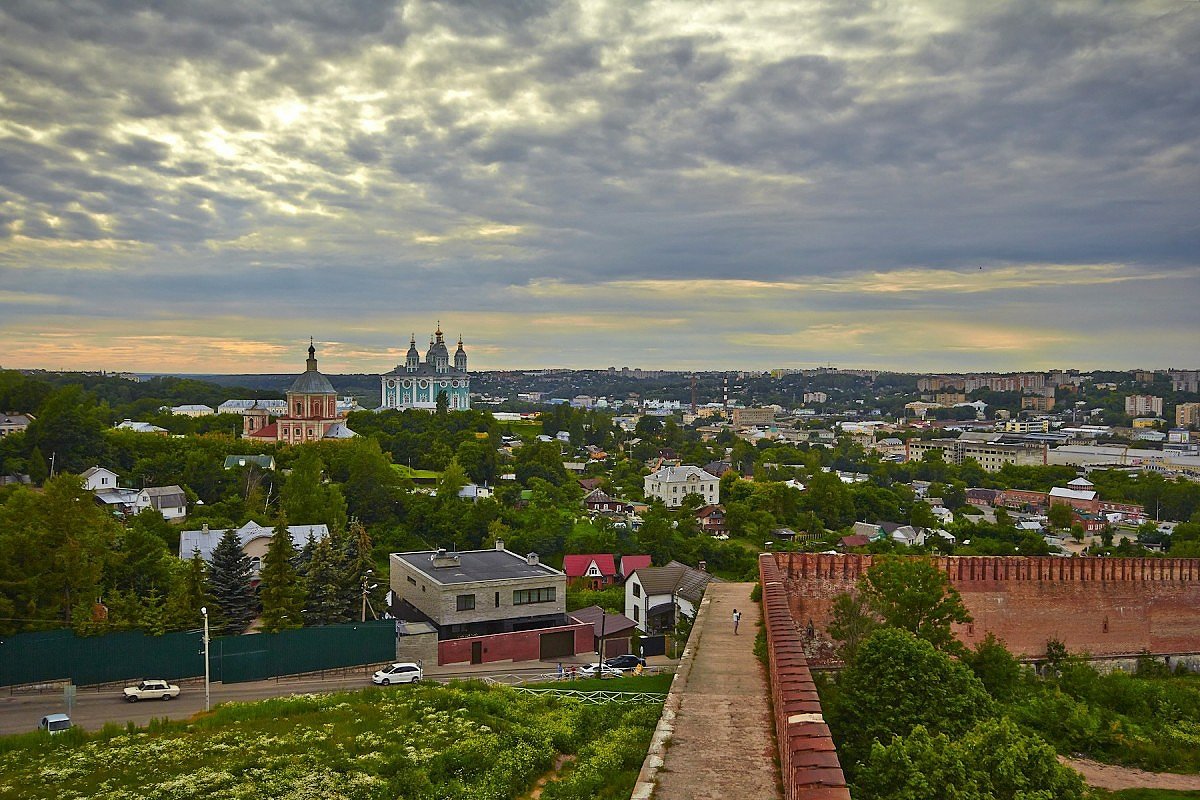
[562, 553, 617, 578]
[620, 555, 652, 576]
[569, 605, 638, 637]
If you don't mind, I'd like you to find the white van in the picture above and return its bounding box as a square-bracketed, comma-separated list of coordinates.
[39, 714, 72, 734]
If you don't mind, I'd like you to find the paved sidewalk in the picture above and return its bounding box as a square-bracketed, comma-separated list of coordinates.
[654, 582, 782, 799]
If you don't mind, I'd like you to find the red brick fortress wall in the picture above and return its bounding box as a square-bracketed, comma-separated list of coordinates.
[760, 553, 852, 800]
[775, 553, 1200, 659]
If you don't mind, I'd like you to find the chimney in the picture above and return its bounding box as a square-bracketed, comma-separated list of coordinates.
[526, 552, 540, 566]
[698, 560, 707, 572]
[495, 539, 505, 552]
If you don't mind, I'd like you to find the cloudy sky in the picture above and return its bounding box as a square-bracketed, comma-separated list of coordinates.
[1, 0, 1197, 374]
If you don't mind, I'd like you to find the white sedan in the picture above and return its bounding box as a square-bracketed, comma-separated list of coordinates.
[123, 680, 181, 702]
[578, 662, 625, 678]
[372, 663, 423, 685]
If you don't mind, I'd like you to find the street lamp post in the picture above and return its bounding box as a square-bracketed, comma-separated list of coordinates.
[200, 606, 211, 712]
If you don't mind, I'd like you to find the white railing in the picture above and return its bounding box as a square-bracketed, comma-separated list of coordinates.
[508, 686, 667, 704]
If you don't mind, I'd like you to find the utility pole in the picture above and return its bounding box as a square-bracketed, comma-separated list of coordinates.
[361, 570, 377, 622]
[200, 607, 211, 712]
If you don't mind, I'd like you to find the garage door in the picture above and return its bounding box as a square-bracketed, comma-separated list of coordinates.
[539, 630, 575, 660]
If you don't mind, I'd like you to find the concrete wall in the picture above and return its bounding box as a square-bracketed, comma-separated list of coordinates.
[774, 553, 1200, 660]
[759, 553, 852, 799]
[395, 631, 438, 665]
[437, 622, 592, 666]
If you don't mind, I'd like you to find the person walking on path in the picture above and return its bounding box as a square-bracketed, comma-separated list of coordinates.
[732, 608, 741, 634]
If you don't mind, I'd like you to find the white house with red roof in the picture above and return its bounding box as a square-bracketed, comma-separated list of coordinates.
[563, 554, 618, 590]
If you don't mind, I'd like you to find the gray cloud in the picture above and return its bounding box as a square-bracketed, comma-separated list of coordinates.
[0, 0, 1196, 370]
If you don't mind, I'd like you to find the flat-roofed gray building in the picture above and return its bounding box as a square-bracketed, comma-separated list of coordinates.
[390, 542, 567, 639]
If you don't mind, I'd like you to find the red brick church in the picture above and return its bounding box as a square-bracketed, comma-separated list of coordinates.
[243, 340, 356, 445]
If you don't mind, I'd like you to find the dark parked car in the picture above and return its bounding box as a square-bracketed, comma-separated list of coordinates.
[603, 655, 646, 670]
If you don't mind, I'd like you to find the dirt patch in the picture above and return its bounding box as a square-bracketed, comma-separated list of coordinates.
[1061, 756, 1200, 791]
[523, 754, 577, 800]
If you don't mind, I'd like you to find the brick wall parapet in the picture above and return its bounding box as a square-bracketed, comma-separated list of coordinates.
[761, 553, 852, 800]
[773, 552, 1200, 660]
[776, 553, 1200, 586]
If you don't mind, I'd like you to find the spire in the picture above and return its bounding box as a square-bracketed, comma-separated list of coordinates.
[306, 338, 317, 371]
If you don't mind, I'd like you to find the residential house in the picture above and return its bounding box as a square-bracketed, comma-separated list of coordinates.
[114, 419, 168, 435]
[389, 541, 568, 639]
[644, 465, 720, 508]
[619, 555, 652, 581]
[223, 455, 277, 471]
[81, 466, 120, 491]
[584, 489, 632, 516]
[563, 554, 618, 590]
[457, 483, 493, 502]
[82, 466, 186, 520]
[142, 485, 188, 520]
[170, 404, 214, 417]
[0, 413, 33, 438]
[624, 561, 716, 633]
[838, 534, 871, 550]
[179, 520, 330, 577]
[694, 504, 729, 538]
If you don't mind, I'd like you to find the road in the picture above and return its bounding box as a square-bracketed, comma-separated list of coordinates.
[0, 659, 672, 736]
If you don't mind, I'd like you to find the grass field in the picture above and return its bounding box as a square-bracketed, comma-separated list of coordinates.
[0, 681, 662, 800]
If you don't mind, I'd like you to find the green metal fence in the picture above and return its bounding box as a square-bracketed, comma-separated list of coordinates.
[0, 621, 395, 688]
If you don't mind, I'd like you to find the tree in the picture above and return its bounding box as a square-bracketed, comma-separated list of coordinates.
[858, 557, 971, 653]
[514, 440, 570, 486]
[207, 527, 255, 635]
[26, 445, 48, 485]
[303, 535, 346, 626]
[827, 592, 879, 663]
[963, 633, 1022, 702]
[1047, 502, 1073, 531]
[826, 627, 994, 771]
[260, 518, 304, 633]
[343, 438, 400, 525]
[853, 717, 1084, 800]
[341, 519, 381, 620]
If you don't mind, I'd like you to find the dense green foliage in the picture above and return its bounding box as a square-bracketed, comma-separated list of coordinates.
[1004, 655, 1200, 774]
[0, 682, 662, 800]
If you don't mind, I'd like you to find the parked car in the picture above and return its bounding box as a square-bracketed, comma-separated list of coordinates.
[602, 655, 646, 670]
[578, 662, 625, 678]
[123, 680, 180, 702]
[372, 663, 423, 685]
[39, 714, 72, 734]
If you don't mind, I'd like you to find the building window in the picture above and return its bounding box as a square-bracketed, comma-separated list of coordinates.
[456, 594, 476, 611]
[406, 576, 416, 585]
[633, 605, 640, 622]
[632, 582, 641, 598]
[513, 587, 556, 605]
[495, 592, 500, 608]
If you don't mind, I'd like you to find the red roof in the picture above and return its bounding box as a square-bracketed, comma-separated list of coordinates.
[620, 555, 652, 577]
[840, 534, 870, 548]
[562, 553, 617, 579]
[246, 423, 278, 439]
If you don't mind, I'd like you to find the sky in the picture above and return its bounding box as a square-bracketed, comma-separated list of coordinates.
[0, 0, 1197, 375]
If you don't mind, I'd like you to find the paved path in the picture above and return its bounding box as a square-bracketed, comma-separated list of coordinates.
[1062, 756, 1200, 791]
[654, 582, 782, 800]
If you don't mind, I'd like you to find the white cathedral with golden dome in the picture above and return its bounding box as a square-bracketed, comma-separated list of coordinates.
[379, 323, 470, 411]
